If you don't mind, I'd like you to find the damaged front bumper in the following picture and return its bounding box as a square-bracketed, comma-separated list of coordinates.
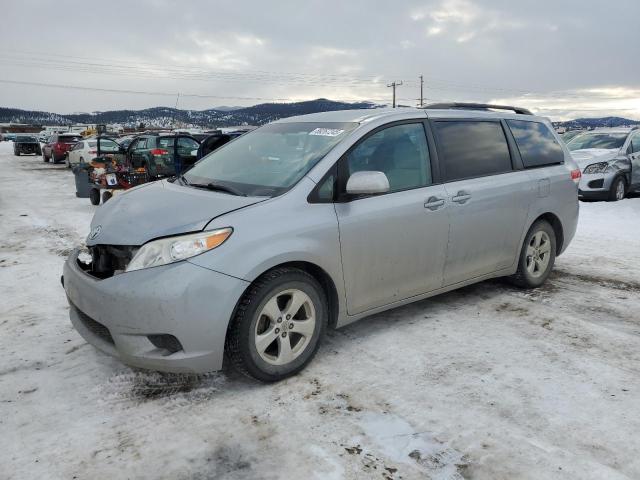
[62, 248, 249, 373]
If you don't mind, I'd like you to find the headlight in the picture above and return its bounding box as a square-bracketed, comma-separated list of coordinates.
[126, 228, 232, 272]
[583, 162, 609, 174]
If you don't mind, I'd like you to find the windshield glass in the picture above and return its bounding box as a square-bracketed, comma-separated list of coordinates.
[184, 122, 357, 196]
[17, 135, 37, 142]
[567, 133, 627, 151]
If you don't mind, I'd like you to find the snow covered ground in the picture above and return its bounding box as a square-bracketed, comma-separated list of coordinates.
[1, 140, 639, 480]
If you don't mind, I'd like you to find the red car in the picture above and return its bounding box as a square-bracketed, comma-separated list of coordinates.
[42, 133, 83, 163]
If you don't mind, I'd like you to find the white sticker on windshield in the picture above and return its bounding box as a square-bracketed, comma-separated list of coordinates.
[309, 128, 345, 137]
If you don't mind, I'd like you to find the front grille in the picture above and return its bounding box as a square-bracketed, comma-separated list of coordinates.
[83, 244, 138, 279]
[72, 303, 114, 344]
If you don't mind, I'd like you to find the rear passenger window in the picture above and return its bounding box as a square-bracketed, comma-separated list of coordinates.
[435, 121, 512, 182]
[507, 120, 564, 168]
[345, 123, 432, 192]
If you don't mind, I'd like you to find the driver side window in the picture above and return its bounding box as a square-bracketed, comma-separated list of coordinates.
[631, 133, 640, 153]
[343, 123, 432, 193]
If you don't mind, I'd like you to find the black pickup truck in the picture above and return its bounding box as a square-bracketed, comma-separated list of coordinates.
[13, 135, 42, 156]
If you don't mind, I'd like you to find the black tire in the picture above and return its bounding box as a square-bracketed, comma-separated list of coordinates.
[15, 151, 20, 156]
[89, 188, 101, 206]
[510, 220, 556, 289]
[43, 152, 49, 162]
[225, 267, 327, 382]
[102, 191, 112, 203]
[608, 176, 626, 201]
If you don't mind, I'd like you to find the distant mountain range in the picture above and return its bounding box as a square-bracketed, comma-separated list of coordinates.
[553, 116, 640, 130]
[0, 99, 380, 128]
[1, 100, 637, 130]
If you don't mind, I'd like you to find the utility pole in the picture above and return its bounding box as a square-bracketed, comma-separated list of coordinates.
[172, 92, 180, 129]
[386, 81, 403, 108]
[418, 75, 425, 107]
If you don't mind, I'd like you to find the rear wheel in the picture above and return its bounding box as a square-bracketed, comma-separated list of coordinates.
[89, 188, 101, 206]
[608, 176, 626, 201]
[510, 220, 556, 289]
[102, 191, 112, 203]
[226, 268, 327, 382]
[43, 152, 49, 162]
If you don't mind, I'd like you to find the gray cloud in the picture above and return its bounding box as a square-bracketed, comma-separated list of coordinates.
[1, 0, 639, 120]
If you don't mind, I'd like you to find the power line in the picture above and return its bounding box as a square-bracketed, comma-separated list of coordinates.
[0, 51, 389, 87]
[0, 79, 290, 101]
[0, 78, 402, 105]
[2, 50, 637, 102]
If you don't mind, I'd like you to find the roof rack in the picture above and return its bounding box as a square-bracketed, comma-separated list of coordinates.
[424, 102, 533, 115]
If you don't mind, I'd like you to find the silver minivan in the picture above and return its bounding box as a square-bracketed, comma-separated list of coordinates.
[63, 104, 580, 381]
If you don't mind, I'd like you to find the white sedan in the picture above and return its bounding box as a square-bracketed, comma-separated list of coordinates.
[66, 138, 121, 167]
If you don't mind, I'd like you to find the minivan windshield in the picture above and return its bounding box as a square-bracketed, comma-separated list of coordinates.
[567, 133, 627, 151]
[183, 122, 357, 197]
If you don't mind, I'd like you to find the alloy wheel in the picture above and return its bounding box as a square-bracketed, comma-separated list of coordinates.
[254, 289, 316, 366]
[526, 231, 551, 278]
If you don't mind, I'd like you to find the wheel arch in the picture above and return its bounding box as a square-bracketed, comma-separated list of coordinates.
[532, 212, 564, 255]
[233, 261, 341, 331]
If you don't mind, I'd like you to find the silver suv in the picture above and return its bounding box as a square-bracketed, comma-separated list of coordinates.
[62, 104, 580, 381]
[567, 127, 640, 201]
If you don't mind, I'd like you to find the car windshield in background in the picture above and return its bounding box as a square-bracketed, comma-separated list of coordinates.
[183, 122, 357, 197]
[17, 136, 37, 142]
[567, 133, 627, 151]
[60, 135, 82, 142]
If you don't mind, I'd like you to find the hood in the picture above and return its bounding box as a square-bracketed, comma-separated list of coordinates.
[570, 148, 619, 170]
[87, 180, 265, 246]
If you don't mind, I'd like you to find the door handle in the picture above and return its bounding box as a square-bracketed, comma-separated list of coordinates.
[424, 197, 445, 210]
[451, 191, 471, 204]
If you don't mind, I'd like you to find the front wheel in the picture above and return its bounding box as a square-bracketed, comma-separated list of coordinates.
[608, 176, 626, 201]
[509, 220, 556, 288]
[102, 191, 112, 203]
[226, 268, 327, 382]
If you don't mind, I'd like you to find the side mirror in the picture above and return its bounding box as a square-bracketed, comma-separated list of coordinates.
[346, 171, 390, 195]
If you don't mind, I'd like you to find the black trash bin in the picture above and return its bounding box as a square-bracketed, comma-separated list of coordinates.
[73, 164, 91, 198]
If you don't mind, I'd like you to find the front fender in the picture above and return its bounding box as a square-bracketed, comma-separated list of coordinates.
[187, 178, 347, 317]
[608, 157, 631, 181]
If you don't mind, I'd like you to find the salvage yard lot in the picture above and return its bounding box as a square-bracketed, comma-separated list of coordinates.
[1, 141, 639, 480]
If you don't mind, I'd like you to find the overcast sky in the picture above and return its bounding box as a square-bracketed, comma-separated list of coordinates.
[1, 0, 639, 120]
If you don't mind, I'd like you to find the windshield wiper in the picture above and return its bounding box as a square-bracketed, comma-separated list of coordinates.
[187, 180, 247, 196]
